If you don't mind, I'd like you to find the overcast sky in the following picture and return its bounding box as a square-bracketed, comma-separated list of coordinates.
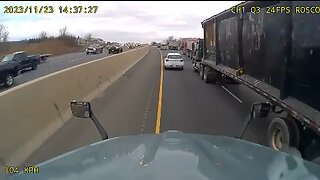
[0, 1, 241, 43]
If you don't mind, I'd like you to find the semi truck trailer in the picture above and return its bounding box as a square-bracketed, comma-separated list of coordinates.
[185, 39, 197, 58]
[198, 1, 320, 163]
[192, 38, 204, 71]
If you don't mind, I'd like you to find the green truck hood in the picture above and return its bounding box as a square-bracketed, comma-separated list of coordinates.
[9, 131, 320, 180]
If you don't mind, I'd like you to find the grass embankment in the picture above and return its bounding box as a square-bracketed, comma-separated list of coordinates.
[0, 39, 87, 59]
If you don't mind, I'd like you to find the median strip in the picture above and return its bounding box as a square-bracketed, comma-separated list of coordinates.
[0, 46, 150, 167]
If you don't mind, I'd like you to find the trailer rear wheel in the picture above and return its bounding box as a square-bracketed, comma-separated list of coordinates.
[192, 63, 197, 72]
[267, 117, 300, 151]
[199, 65, 204, 80]
[204, 66, 210, 83]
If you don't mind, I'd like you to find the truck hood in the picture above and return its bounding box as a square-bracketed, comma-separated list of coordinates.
[9, 131, 320, 180]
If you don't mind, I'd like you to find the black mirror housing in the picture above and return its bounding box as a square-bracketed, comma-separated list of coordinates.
[70, 100, 108, 140]
[70, 100, 92, 118]
[251, 102, 271, 119]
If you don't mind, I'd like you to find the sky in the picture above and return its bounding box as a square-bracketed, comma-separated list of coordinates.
[0, 1, 242, 43]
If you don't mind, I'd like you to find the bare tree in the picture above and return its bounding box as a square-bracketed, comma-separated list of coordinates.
[84, 33, 92, 41]
[166, 36, 176, 45]
[39, 31, 48, 39]
[59, 26, 68, 37]
[0, 24, 9, 42]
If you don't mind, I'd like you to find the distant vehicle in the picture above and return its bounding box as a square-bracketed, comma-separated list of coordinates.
[109, 45, 123, 54]
[0, 57, 20, 87]
[164, 52, 184, 70]
[185, 39, 198, 57]
[8, 101, 320, 180]
[169, 42, 179, 50]
[39, 54, 51, 62]
[128, 44, 135, 49]
[86, 44, 103, 55]
[160, 44, 168, 50]
[1, 51, 40, 72]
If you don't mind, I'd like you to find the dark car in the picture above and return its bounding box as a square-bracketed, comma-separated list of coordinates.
[2, 51, 40, 71]
[109, 45, 123, 54]
[0, 57, 20, 87]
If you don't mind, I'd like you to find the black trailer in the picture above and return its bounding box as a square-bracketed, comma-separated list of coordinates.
[199, 1, 320, 163]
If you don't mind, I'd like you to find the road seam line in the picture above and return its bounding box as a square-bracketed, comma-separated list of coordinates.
[155, 50, 163, 134]
[220, 85, 243, 103]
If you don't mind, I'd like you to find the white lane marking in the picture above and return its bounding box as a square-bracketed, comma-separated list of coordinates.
[220, 85, 243, 103]
[140, 83, 156, 132]
[16, 75, 23, 78]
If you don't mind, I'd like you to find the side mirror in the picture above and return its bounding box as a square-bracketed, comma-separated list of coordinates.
[70, 100, 108, 140]
[238, 102, 271, 139]
[70, 101, 91, 118]
[250, 102, 271, 119]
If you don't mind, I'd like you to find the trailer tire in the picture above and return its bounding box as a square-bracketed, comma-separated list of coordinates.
[199, 65, 204, 80]
[192, 63, 197, 72]
[267, 117, 300, 151]
[204, 66, 210, 83]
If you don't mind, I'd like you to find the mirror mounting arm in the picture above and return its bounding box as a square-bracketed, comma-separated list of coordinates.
[70, 100, 108, 140]
[90, 112, 108, 140]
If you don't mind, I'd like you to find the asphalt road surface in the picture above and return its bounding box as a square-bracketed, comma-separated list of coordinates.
[23, 46, 275, 166]
[0, 48, 129, 93]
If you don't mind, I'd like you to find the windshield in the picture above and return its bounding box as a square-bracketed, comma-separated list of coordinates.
[1, 54, 14, 62]
[1, 1, 320, 179]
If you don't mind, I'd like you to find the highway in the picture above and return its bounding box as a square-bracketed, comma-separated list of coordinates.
[23, 46, 274, 166]
[0, 48, 128, 92]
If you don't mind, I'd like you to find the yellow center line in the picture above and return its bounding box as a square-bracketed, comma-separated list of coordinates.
[155, 50, 163, 134]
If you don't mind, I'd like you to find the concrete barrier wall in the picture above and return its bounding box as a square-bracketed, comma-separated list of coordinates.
[0, 46, 150, 166]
